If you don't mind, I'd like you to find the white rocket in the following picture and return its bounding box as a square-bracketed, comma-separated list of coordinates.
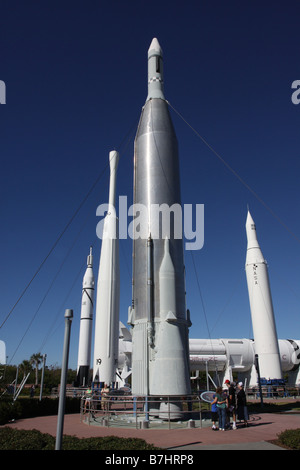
[76, 247, 94, 386]
[129, 38, 191, 417]
[150, 237, 190, 395]
[93, 150, 120, 385]
[245, 210, 282, 380]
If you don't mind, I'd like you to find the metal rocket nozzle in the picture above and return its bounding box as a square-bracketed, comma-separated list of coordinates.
[147, 37, 165, 101]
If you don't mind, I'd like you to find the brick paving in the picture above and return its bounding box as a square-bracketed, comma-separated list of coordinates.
[3, 411, 300, 450]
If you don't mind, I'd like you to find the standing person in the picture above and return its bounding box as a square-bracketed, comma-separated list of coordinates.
[101, 383, 110, 411]
[236, 382, 249, 427]
[83, 386, 93, 413]
[224, 379, 237, 429]
[210, 392, 219, 430]
[216, 386, 227, 431]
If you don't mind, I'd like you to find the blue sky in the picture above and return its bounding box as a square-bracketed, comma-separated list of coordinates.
[1, 1, 300, 369]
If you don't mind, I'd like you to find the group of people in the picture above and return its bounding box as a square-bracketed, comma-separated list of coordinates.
[211, 380, 248, 431]
[83, 383, 111, 413]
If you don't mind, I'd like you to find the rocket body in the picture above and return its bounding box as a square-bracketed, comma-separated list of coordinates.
[93, 151, 120, 385]
[130, 39, 191, 397]
[76, 248, 94, 386]
[245, 211, 282, 380]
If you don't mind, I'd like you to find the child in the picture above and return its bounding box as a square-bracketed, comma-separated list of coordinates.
[210, 393, 219, 430]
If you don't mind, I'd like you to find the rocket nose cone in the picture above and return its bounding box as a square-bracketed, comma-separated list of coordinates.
[147, 38, 165, 101]
[164, 236, 170, 253]
[87, 246, 93, 267]
[246, 210, 259, 248]
[109, 150, 119, 172]
[148, 37, 163, 56]
[246, 210, 254, 228]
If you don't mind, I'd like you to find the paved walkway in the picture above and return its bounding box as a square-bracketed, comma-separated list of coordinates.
[3, 411, 300, 450]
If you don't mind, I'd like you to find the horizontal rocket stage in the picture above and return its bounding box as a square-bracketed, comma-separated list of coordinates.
[118, 326, 300, 387]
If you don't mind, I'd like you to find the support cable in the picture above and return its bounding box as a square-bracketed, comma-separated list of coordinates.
[167, 101, 300, 244]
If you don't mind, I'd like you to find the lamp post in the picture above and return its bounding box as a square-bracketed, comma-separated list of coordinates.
[39, 354, 47, 401]
[55, 309, 73, 450]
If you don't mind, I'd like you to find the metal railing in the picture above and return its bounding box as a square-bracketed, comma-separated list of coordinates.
[245, 386, 300, 400]
[80, 394, 205, 430]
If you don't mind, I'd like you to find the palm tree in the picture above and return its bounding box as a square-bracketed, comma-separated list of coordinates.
[19, 360, 32, 379]
[30, 353, 43, 386]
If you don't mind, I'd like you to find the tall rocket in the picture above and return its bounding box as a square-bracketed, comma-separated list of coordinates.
[76, 247, 94, 387]
[93, 150, 120, 385]
[129, 38, 191, 400]
[245, 210, 282, 380]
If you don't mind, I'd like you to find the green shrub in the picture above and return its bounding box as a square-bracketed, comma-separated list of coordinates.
[61, 435, 159, 450]
[277, 428, 300, 450]
[0, 427, 159, 450]
[0, 397, 80, 425]
[0, 428, 54, 450]
[0, 401, 22, 425]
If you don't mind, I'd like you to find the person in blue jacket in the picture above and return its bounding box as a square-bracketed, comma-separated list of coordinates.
[210, 392, 219, 430]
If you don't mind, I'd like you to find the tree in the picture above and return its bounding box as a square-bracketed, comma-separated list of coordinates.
[30, 353, 43, 386]
[20, 360, 32, 380]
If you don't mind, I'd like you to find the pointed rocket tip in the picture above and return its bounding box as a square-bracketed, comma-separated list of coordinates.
[148, 37, 162, 55]
[87, 247, 93, 267]
[109, 150, 119, 169]
[164, 236, 170, 251]
[147, 37, 165, 101]
[246, 209, 254, 225]
[245, 210, 259, 248]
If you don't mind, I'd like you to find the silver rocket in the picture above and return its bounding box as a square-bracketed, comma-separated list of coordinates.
[76, 247, 95, 386]
[245, 210, 282, 380]
[129, 38, 191, 402]
[93, 150, 120, 385]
